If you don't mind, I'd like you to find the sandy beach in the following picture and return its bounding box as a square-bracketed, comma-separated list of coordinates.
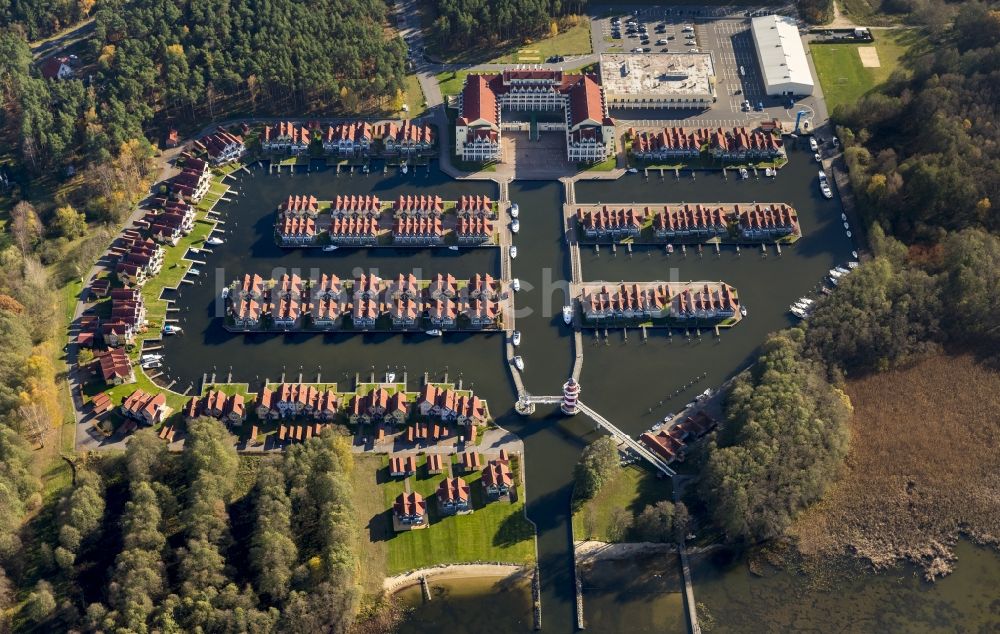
[383, 563, 528, 594]
[574, 540, 676, 565]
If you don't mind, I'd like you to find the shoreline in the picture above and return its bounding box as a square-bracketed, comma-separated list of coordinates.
[574, 539, 676, 566]
[383, 563, 528, 595]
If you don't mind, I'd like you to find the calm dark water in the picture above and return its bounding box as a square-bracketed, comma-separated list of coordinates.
[162, 156, 998, 632]
[394, 576, 533, 634]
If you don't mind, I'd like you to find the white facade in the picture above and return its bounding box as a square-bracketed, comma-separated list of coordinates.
[750, 15, 815, 96]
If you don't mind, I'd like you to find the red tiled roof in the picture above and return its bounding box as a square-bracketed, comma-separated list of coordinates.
[462, 75, 498, 126]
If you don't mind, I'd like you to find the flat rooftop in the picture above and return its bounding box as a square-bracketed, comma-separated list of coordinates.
[599, 53, 716, 100]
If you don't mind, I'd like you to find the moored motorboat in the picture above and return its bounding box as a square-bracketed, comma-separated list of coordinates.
[511, 219, 520, 234]
[740, 305, 747, 317]
[425, 329, 442, 337]
[562, 305, 573, 324]
[513, 356, 524, 371]
[511, 278, 521, 292]
[512, 330, 521, 346]
[323, 245, 338, 252]
[206, 236, 224, 246]
[162, 324, 183, 335]
[448, 245, 459, 251]
[510, 245, 517, 259]
[510, 203, 519, 218]
[739, 167, 749, 179]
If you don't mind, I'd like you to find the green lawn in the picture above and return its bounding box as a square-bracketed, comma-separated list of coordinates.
[810, 30, 917, 114]
[437, 70, 472, 100]
[370, 454, 536, 574]
[572, 464, 672, 542]
[579, 155, 618, 172]
[398, 74, 427, 119]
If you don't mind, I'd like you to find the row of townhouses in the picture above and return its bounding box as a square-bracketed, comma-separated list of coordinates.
[228, 272, 503, 330]
[79, 287, 147, 378]
[143, 198, 197, 246]
[579, 281, 740, 322]
[275, 194, 496, 246]
[112, 230, 165, 287]
[193, 129, 246, 165]
[628, 125, 785, 161]
[456, 70, 617, 163]
[165, 156, 213, 203]
[184, 390, 247, 424]
[261, 120, 435, 156]
[576, 203, 800, 241]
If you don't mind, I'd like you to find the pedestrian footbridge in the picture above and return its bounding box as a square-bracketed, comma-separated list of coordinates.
[521, 395, 676, 476]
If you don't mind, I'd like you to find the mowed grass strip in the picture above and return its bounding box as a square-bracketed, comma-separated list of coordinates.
[371, 455, 536, 574]
[810, 30, 917, 113]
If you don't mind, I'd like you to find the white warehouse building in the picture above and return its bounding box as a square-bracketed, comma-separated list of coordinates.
[750, 15, 815, 96]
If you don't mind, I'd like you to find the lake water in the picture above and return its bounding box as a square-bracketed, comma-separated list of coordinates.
[159, 151, 998, 631]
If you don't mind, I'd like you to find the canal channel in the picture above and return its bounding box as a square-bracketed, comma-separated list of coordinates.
[156, 149, 1000, 632]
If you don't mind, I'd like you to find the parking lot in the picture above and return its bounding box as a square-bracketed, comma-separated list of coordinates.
[592, 5, 820, 133]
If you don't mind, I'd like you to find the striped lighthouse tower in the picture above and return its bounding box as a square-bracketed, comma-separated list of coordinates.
[561, 378, 581, 416]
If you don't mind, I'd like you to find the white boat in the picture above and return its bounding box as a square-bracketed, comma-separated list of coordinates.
[425, 329, 442, 336]
[765, 167, 775, 177]
[206, 236, 224, 246]
[510, 245, 517, 259]
[829, 268, 845, 277]
[829, 275, 841, 286]
[834, 266, 850, 274]
[221, 287, 229, 299]
[162, 324, 182, 335]
[511, 278, 521, 292]
[843, 221, 850, 229]
[652, 423, 663, 431]
[510, 203, 519, 218]
[189, 268, 201, 276]
[401, 163, 408, 174]
[799, 297, 815, 305]
[627, 167, 638, 174]
[562, 305, 573, 324]
[809, 136, 818, 151]
[511, 219, 520, 234]
[666, 244, 674, 254]
[790, 306, 807, 319]
[820, 182, 833, 199]
[818, 170, 828, 182]
[792, 301, 811, 311]
[141, 360, 161, 369]
[323, 245, 338, 252]
[513, 356, 525, 371]
[847, 261, 859, 269]
[740, 305, 747, 317]
[512, 330, 521, 346]
[362, 164, 370, 174]
[448, 245, 459, 251]
[841, 213, 848, 221]
[140, 354, 162, 362]
[814, 152, 822, 163]
[846, 230, 852, 238]
[739, 168, 749, 179]
[386, 372, 397, 383]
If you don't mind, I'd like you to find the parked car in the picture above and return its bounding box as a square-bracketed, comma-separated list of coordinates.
[756, 101, 764, 111]
[656, 38, 668, 45]
[642, 47, 652, 52]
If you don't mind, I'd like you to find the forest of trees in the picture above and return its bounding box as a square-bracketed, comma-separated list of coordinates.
[0, 423, 362, 632]
[0, 0, 96, 41]
[699, 330, 853, 543]
[836, 3, 1000, 242]
[428, 0, 586, 52]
